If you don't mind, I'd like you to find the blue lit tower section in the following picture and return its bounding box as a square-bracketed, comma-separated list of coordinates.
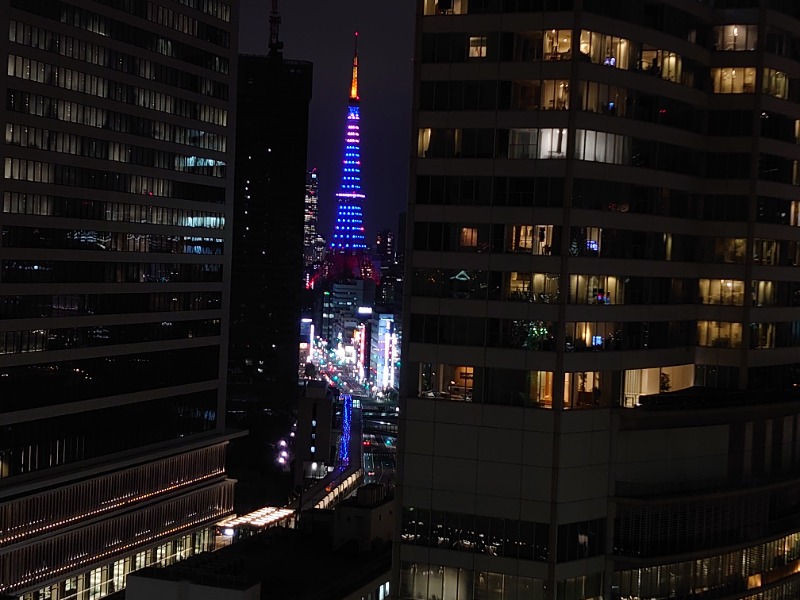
[311, 32, 378, 287]
[330, 32, 367, 252]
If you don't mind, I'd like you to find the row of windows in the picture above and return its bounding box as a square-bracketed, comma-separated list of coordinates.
[0, 394, 220, 485]
[7, 88, 228, 152]
[400, 561, 547, 600]
[426, 0, 800, 28]
[0, 345, 220, 413]
[176, 0, 231, 22]
[86, 0, 231, 47]
[2, 225, 224, 255]
[415, 221, 800, 267]
[711, 67, 789, 98]
[412, 269, 800, 308]
[422, 80, 797, 136]
[9, 19, 228, 100]
[411, 314, 700, 353]
[697, 320, 800, 350]
[3, 158, 226, 204]
[423, 30, 800, 99]
[3, 192, 226, 229]
[0, 483, 232, 594]
[416, 175, 800, 226]
[14, 0, 230, 74]
[419, 127, 800, 181]
[7, 55, 229, 126]
[423, 30, 698, 88]
[409, 361, 789, 409]
[144, 1, 230, 47]
[421, 79, 631, 119]
[0, 318, 220, 356]
[6, 123, 226, 178]
[1, 260, 223, 284]
[424, 0, 571, 14]
[0, 292, 222, 320]
[37, 531, 213, 600]
[0, 444, 224, 537]
[402, 506, 549, 561]
[615, 480, 800, 558]
[613, 531, 800, 600]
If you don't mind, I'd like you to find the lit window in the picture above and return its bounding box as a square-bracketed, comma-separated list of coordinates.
[460, 227, 478, 247]
[713, 24, 757, 51]
[711, 68, 757, 94]
[763, 68, 788, 99]
[468, 36, 487, 58]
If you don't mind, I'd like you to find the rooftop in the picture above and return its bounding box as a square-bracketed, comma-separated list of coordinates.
[127, 526, 390, 600]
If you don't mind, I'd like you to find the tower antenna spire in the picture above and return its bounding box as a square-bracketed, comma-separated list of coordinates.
[349, 32, 359, 101]
[268, 0, 283, 57]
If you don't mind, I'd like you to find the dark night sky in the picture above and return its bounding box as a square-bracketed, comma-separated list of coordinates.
[238, 1, 415, 240]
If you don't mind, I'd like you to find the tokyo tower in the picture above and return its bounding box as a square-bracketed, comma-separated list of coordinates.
[316, 33, 379, 285]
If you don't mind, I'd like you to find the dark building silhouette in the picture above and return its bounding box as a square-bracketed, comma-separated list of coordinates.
[0, 0, 238, 596]
[397, 2, 800, 600]
[228, 51, 312, 397]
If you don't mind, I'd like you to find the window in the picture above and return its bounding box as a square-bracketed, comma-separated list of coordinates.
[530, 371, 554, 407]
[579, 30, 632, 69]
[763, 68, 789, 99]
[574, 130, 628, 164]
[507, 225, 555, 255]
[697, 321, 742, 348]
[468, 36, 487, 58]
[640, 48, 683, 83]
[460, 227, 478, 247]
[544, 29, 572, 60]
[539, 128, 567, 158]
[568, 274, 624, 305]
[508, 128, 538, 158]
[423, 0, 467, 15]
[714, 24, 757, 51]
[711, 68, 757, 93]
[580, 81, 626, 116]
[541, 79, 569, 109]
[450, 366, 474, 399]
[699, 279, 745, 306]
[88, 567, 102, 600]
[416, 362, 479, 401]
[508, 271, 559, 302]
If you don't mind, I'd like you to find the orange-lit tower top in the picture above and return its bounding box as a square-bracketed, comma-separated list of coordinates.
[350, 32, 359, 102]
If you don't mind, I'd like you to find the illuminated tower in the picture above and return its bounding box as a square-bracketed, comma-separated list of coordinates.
[330, 33, 368, 252]
[314, 33, 378, 286]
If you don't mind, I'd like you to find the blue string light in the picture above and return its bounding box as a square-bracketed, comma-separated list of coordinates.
[339, 393, 352, 466]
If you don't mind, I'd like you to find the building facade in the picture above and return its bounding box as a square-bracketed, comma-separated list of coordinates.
[304, 168, 325, 267]
[396, 1, 800, 599]
[0, 0, 238, 597]
[227, 52, 312, 393]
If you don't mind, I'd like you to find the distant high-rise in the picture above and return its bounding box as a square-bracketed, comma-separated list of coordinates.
[228, 28, 312, 392]
[397, 2, 800, 600]
[303, 169, 325, 267]
[375, 229, 395, 267]
[0, 0, 238, 597]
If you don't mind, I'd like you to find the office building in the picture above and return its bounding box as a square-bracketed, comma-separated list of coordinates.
[304, 168, 326, 267]
[0, 0, 238, 597]
[227, 16, 312, 393]
[375, 229, 395, 268]
[369, 311, 399, 393]
[397, 2, 800, 599]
